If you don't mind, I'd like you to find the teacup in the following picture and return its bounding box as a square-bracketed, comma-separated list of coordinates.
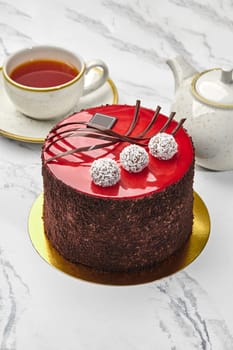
[2, 45, 109, 120]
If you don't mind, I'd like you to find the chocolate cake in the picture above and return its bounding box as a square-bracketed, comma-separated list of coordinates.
[42, 103, 194, 272]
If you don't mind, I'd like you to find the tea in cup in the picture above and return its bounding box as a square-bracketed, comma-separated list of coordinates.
[2, 45, 109, 120]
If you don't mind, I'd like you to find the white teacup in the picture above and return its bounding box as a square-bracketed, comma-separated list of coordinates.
[2, 45, 109, 120]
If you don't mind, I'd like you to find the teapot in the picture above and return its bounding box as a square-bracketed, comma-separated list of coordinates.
[167, 56, 233, 170]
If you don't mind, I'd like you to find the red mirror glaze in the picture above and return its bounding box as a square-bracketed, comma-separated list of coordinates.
[43, 105, 194, 199]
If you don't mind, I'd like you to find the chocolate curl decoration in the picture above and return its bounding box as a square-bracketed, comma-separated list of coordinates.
[137, 105, 161, 137]
[45, 103, 185, 163]
[125, 99, 141, 136]
[171, 118, 186, 135]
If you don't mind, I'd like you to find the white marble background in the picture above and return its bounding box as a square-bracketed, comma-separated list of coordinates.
[1, 0, 233, 349]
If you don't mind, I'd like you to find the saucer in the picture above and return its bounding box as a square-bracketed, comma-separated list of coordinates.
[0, 70, 118, 143]
[28, 192, 210, 286]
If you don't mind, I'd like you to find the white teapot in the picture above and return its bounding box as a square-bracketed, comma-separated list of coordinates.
[167, 56, 233, 170]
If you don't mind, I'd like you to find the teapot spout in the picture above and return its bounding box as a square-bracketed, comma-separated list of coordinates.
[167, 56, 197, 91]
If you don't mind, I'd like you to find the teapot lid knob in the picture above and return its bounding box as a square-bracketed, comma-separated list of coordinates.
[221, 67, 233, 84]
[191, 68, 233, 108]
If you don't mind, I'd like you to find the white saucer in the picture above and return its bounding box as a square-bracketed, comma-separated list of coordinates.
[0, 70, 118, 143]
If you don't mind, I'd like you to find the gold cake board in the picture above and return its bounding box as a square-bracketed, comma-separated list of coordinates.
[28, 192, 210, 286]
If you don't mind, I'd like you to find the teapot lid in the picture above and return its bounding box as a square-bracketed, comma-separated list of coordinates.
[191, 68, 233, 108]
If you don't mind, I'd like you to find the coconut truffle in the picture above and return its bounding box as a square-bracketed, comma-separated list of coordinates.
[148, 133, 178, 160]
[120, 144, 149, 173]
[90, 158, 120, 187]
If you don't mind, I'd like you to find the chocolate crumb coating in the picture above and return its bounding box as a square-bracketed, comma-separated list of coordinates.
[42, 159, 194, 272]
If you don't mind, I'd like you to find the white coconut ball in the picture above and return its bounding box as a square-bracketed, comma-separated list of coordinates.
[148, 133, 178, 160]
[90, 158, 120, 187]
[120, 144, 149, 173]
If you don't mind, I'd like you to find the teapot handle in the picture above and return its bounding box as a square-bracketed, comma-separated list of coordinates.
[221, 68, 233, 84]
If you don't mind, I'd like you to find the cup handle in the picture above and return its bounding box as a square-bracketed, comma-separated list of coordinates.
[83, 59, 109, 95]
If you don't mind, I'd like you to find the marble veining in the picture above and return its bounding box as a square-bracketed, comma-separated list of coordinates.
[102, 0, 194, 64]
[0, 250, 29, 350]
[170, 0, 233, 29]
[0, 159, 41, 197]
[153, 272, 233, 349]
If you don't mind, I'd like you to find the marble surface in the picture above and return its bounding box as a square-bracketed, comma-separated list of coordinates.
[1, 0, 233, 349]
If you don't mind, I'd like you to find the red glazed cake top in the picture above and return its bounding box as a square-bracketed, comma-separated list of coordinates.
[43, 104, 194, 199]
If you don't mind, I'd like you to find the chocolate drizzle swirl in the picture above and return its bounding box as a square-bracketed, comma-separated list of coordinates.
[45, 101, 185, 163]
